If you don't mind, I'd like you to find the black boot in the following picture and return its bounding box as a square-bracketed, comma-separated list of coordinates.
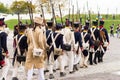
[60, 72, 66, 77]
[89, 52, 93, 65]
[101, 51, 104, 62]
[53, 69, 56, 72]
[49, 74, 54, 79]
[73, 64, 79, 71]
[12, 77, 19, 80]
[93, 52, 98, 64]
[2, 78, 5, 80]
[98, 51, 101, 63]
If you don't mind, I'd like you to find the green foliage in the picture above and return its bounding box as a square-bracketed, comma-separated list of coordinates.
[10, 1, 35, 14]
[0, 2, 9, 13]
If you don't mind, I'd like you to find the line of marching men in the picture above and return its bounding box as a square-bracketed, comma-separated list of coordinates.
[0, 16, 109, 80]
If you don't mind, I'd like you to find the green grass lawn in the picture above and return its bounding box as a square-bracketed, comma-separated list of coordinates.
[5, 19, 30, 30]
[5, 14, 120, 32]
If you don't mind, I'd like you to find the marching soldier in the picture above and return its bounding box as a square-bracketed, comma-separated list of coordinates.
[12, 24, 28, 80]
[0, 18, 9, 80]
[99, 20, 109, 62]
[73, 22, 83, 71]
[44, 21, 53, 74]
[88, 21, 101, 65]
[54, 23, 66, 77]
[80, 25, 94, 68]
[62, 19, 75, 74]
[47, 23, 66, 79]
[0, 18, 9, 68]
[110, 24, 114, 37]
[45, 21, 55, 79]
[25, 17, 47, 80]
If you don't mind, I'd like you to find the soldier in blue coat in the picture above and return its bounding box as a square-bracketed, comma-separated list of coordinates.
[0, 18, 8, 68]
[88, 21, 101, 65]
[12, 24, 28, 80]
[46, 21, 53, 57]
[0, 18, 9, 80]
[99, 20, 109, 62]
[47, 23, 65, 79]
[44, 21, 53, 75]
[73, 22, 83, 71]
[80, 25, 94, 67]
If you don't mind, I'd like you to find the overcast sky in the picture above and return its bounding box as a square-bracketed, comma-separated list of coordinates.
[0, 0, 120, 14]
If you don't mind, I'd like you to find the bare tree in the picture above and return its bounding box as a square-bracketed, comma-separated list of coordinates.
[35, 0, 68, 16]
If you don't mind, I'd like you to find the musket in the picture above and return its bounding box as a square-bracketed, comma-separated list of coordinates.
[27, 1, 34, 26]
[76, 0, 78, 22]
[72, 5, 74, 26]
[97, 6, 100, 27]
[83, 5, 86, 24]
[49, 0, 57, 25]
[40, 4, 47, 27]
[30, 1, 34, 26]
[40, 4, 45, 20]
[88, 10, 91, 28]
[79, 9, 82, 24]
[51, 3, 57, 25]
[97, 10, 100, 27]
[68, 0, 71, 19]
[59, 4, 63, 26]
[87, 1, 91, 28]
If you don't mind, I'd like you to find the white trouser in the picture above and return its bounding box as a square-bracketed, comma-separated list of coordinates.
[0, 58, 10, 80]
[44, 58, 49, 71]
[64, 51, 74, 72]
[49, 52, 66, 73]
[12, 60, 25, 77]
[27, 68, 45, 80]
[48, 52, 54, 74]
[80, 53, 89, 66]
[57, 54, 65, 72]
[73, 52, 81, 65]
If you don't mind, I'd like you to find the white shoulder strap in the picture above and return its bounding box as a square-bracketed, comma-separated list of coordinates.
[0, 31, 3, 34]
[47, 31, 52, 40]
[81, 32, 87, 43]
[91, 28, 96, 40]
[15, 35, 25, 55]
[51, 33, 60, 48]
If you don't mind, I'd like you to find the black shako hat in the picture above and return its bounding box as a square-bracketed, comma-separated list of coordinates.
[0, 18, 5, 26]
[92, 20, 98, 26]
[85, 21, 90, 26]
[19, 24, 26, 30]
[47, 21, 53, 27]
[56, 23, 62, 30]
[84, 25, 89, 30]
[99, 20, 104, 26]
[73, 22, 80, 28]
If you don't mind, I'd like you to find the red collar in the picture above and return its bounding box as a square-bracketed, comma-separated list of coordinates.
[99, 26, 103, 29]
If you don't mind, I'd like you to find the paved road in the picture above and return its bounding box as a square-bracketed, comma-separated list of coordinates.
[0, 31, 120, 80]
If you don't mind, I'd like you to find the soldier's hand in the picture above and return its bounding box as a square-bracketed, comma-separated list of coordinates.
[91, 45, 94, 48]
[5, 51, 9, 58]
[61, 50, 64, 55]
[81, 47, 83, 51]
